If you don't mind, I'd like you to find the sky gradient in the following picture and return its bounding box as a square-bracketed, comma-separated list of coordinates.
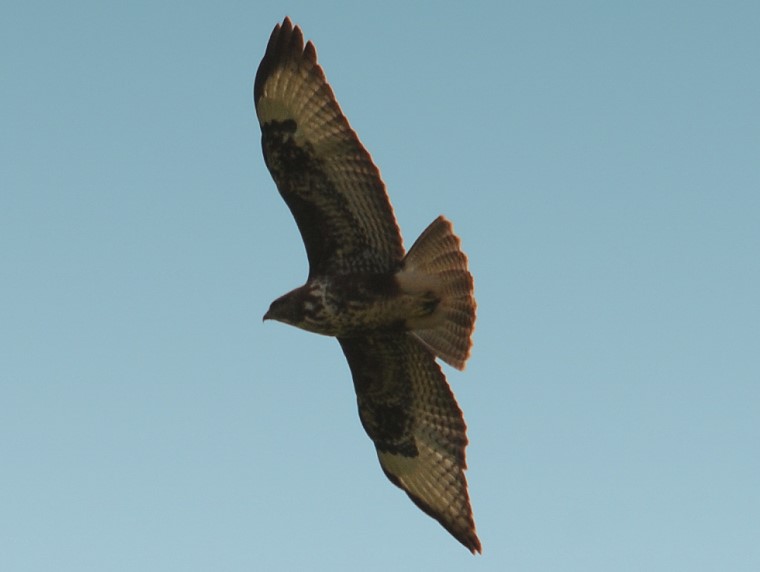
[2, 1, 759, 570]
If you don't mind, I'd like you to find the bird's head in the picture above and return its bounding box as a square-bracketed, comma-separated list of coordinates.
[263, 284, 326, 334]
[263, 291, 303, 327]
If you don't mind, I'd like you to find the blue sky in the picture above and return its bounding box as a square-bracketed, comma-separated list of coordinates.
[2, 1, 759, 570]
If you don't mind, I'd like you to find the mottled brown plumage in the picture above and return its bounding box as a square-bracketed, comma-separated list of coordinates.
[255, 17, 480, 553]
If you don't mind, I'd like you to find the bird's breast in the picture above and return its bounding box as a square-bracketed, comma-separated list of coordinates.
[301, 273, 430, 337]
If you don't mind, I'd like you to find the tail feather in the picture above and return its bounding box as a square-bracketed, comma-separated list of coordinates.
[399, 216, 476, 370]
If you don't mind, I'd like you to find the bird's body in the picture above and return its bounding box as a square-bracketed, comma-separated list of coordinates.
[255, 18, 481, 553]
[265, 272, 437, 337]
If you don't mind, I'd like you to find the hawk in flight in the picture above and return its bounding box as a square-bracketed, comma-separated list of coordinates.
[255, 18, 480, 553]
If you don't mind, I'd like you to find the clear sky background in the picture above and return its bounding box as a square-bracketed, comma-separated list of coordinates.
[2, 1, 759, 570]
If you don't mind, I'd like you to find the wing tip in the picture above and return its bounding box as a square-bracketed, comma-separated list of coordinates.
[254, 17, 317, 105]
[380, 463, 481, 554]
[393, 472, 482, 554]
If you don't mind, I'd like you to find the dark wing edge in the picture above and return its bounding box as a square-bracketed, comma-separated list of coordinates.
[254, 18, 404, 276]
[339, 333, 482, 554]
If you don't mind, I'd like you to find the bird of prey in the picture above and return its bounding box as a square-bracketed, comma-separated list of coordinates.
[254, 18, 480, 553]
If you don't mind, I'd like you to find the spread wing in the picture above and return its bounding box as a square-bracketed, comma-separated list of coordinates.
[339, 333, 481, 553]
[254, 18, 403, 276]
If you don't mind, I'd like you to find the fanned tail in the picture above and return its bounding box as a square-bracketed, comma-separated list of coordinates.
[398, 216, 476, 370]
